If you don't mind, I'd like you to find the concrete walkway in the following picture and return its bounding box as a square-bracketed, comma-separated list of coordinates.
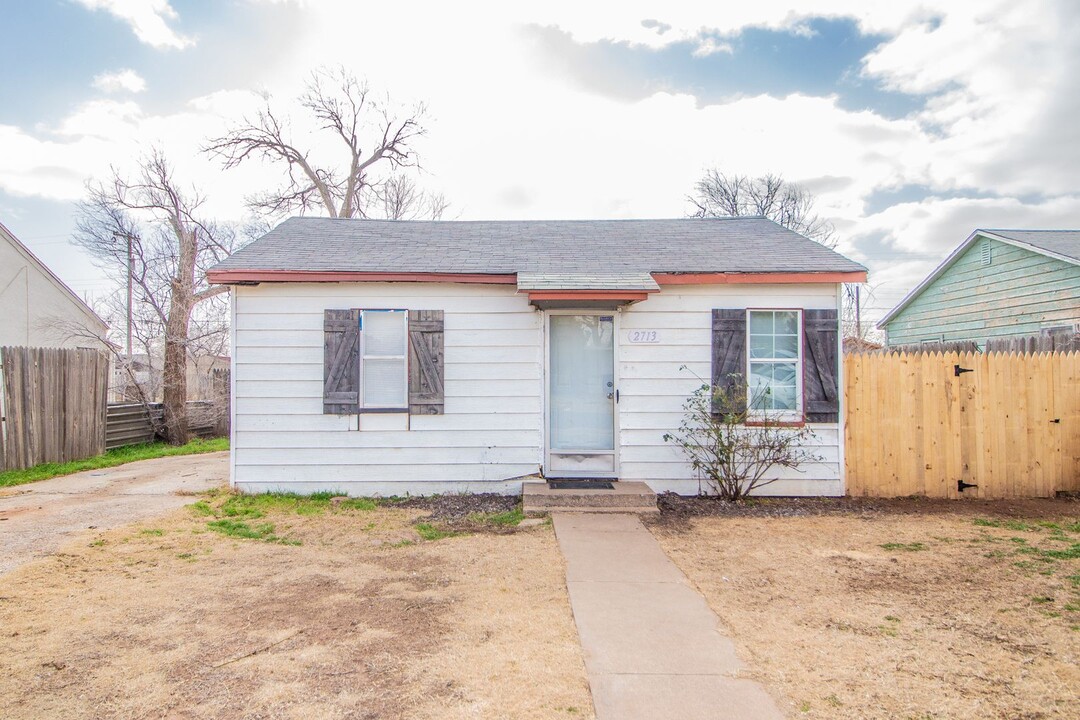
[0, 452, 227, 576]
[553, 513, 785, 720]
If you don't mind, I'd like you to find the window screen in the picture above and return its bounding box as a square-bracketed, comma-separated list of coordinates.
[361, 310, 408, 408]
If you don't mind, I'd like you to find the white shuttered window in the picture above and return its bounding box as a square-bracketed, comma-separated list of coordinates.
[361, 310, 408, 408]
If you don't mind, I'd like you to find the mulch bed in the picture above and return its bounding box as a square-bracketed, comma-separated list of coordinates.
[653, 491, 1080, 523]
[380, 493, 519, 521]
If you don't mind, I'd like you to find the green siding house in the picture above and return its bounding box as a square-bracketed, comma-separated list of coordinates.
[879, 229, 1080, 347]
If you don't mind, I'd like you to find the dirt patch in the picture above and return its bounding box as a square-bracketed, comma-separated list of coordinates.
[650, 499, 1080, 719]
[0, 499, 592, 719]
[654, 492, 1080, 520]
[382, 493, 519, 521]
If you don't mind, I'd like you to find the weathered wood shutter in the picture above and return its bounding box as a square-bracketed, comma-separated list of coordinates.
[323, 309, 361, 414]
[408, 310, 444, 415]
[803, 308, 840, 423]
[711, 309, 746, 415]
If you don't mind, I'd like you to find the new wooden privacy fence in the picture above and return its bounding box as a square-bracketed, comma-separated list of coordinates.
[845, 351, 1080, 498]
[0, 346, 109, 471]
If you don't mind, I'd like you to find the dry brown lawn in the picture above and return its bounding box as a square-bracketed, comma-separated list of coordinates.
[0, 493, 593, 720]
[649, 499, 1080, 720]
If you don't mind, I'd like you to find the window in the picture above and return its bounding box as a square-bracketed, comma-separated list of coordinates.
[360, 309, 408, 408]
[747, 310, 801, 414]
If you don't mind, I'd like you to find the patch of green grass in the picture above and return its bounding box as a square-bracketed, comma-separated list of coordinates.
[467, 508, 524, 526]
[880, 542, 927, 552]
[798, 701, 811, 713]
[1041, 544, 1080, 560]
[1037, 521, 1061, 530]
[0, 438, 229, 488]
[824, 694, 843, 708]
[414, 523, 461, 541]
[206, 519, 299, 545]
[1031, 596, 1054, 605]
[1064, 602, 1080, 613]
[139, 528, 165, 537]
[189, 501, 215, 516]
[1064, 521, 1080, 534]
[973, 518, 1000, 527]
[1009, 537, 1028, 544]
[218, 492, 376, 519]
[884, 615, 901, 623]
[1066, 574, 1080, 588]
[1003, 520, 1038, 532]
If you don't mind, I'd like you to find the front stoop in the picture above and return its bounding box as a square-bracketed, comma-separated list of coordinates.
[522, 481, 658, 514]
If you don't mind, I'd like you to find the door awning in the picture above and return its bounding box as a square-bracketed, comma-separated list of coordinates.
[517, 272, 660, 309]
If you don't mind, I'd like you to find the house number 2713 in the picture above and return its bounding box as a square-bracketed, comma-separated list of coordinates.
[627, 330, 660, 343]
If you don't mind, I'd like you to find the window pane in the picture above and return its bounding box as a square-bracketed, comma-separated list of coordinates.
[773, 362, 797, 385]
[749, 311, 773, 334]
[364, 311, 406, 356]
[774, 334, 799, 359]
[364, 358, 405, 406]
[770, 383, 797, 410]
[749, 334, 774, 359]
[775, 311, 798, 335]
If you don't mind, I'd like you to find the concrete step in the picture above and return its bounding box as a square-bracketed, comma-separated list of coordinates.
[523, 480, 658, 514]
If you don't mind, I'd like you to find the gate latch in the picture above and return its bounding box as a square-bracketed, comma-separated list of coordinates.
[954, 364, 973, 377]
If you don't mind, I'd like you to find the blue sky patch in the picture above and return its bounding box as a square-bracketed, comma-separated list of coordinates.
[525, 17, 925, 118]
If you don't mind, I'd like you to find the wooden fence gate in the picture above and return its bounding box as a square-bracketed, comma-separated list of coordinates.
[0, 346, 109, 471]
[845, 351, 1080, 498]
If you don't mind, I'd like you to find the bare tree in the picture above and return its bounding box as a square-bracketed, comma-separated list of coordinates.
[206, 66, 429, 219]
[74, 150, 235, 444]
[376, 174, 450, 220]
[689, 171, 837, 248]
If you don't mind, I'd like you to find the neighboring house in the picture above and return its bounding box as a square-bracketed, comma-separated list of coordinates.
[208, 217, 867, 497]
[879, 229, 1080, 347]
[0, 220, 108, 348]
[110, 353, 230, 402]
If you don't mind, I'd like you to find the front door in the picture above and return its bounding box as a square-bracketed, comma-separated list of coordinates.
[547, 313, 617, 477]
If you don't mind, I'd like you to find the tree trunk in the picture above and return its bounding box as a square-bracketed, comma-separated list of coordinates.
[162, 291, 192, 445]
[162, 221, 199, 446]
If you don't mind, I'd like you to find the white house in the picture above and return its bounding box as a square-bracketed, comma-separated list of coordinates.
[0, 220, 108, 348]
[208, 218, 867, 497]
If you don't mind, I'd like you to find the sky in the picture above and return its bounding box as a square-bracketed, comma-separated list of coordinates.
[2, 0, 1079, 323]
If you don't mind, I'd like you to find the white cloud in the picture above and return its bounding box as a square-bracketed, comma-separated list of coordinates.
[3, 0, 1079, 317]
[91, 69, 147, 94]
[74, 0, 194, 49]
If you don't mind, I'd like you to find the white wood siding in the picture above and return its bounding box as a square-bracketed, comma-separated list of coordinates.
[232, 281, 844, 496]
[232, 283, 543, 494]
[617, 284, 843, 496]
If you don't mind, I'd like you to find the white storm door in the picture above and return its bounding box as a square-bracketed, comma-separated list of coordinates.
[547, 313, 616, 476]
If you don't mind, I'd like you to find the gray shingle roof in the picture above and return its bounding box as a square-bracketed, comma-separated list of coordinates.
[212, 217, 866, 276]
[516, 272, 660, 291]
[982, 229, 1080, 264]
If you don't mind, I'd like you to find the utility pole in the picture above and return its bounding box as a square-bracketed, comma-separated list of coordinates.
[855, 284, 864, 341]
[126, 233, 133, 360]
[112, 231, 134, 360]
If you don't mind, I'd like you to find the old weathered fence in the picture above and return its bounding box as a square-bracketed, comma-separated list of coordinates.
[105, 399, 227, 450]
[845, 351, 1080, 498]
[0, 346, 109, 471]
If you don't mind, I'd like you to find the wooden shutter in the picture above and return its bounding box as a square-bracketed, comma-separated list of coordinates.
[711, 309, 746, 415]
[408, 310, 444, 415]
[323, 309, 361, 414]
[803, 308, 840, 423]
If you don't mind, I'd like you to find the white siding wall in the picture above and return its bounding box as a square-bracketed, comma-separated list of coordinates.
[232, 281, 844, 496]
[618, 284, 843, 495]
[233, 282, 543, 494]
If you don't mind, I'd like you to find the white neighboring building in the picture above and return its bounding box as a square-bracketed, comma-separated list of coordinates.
[209, 218, 867, 497]
[0, 220, 108, 349]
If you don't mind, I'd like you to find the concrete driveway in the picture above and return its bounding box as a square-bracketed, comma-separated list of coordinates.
[0, 452, 227, 576]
